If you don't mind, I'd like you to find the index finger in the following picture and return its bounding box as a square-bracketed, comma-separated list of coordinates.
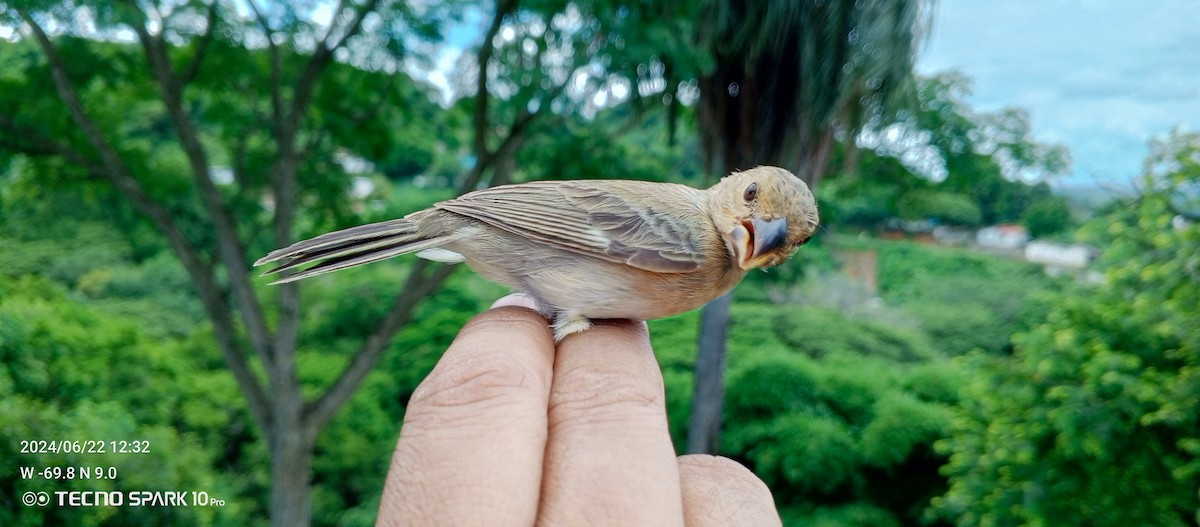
[537, 320, 684, 526]
[378, 295, 555, 526]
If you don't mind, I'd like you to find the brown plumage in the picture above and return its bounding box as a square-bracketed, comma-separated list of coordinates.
[256, 166, 819, 341]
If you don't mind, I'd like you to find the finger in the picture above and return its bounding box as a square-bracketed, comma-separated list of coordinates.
[537, 320, 684, 526]
[378, 300, 555, 526]
[677, 455, 781, 527]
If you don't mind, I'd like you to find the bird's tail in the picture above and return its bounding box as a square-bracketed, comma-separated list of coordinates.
[255, 217, 453, 284]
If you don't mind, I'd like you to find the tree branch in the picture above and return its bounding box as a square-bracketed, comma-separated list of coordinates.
[304, 261, 458, 435]
[287, 0, 379, 131]
[305, 0, 547, 434]
[16, 10, 271, 429]
[317, 0, 350, 49]
[246, 1, 285, 129]
[261, 0, 383, 370]
[473, 0, 519, 160]
[179, 0, 219, 86]
[125, 3, 276, 370]
[459, 60, 571, 191]
[0, 113, 108, 172]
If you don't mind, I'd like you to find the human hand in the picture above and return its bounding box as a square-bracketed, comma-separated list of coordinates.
[377, 294, 781, 526]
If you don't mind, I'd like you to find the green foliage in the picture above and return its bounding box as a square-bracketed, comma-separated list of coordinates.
[663, 230, 1061, 525]
[820, 152, 921, 228]
[736, 236, 838, 304]
[873, 239, 1060, 355]
[646, 294, 968, 526]
[934, 130, 1200, 526]
[649, 311, 701, 448]
[517, 110, 698, 184]
[824, 83, 1072, 231]
[783, 502, 902, 527]
[821, 179, 898, 228]
[0, 186, 205, 338]
[772, 306, 937, 362]
[717, 305, 961, 525]
[1020, 195, 1074, 238]
[897, 189, 982, 227]
[0, 275, 254, 527]
[913, 73, 1070, 186]
[868, 73, 1070, 226]
[0, 31, 450, 258]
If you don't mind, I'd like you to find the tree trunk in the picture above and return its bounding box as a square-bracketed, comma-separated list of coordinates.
[687, 292, 733, 454]
[796, 129, 836, 188]
[270, 421, 314, 527]
[267, 306, 310, 527]
[841, 132, 861, 180]
[267, 304, 308, 526]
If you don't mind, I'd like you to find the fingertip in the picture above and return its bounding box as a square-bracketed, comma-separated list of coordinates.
[460, 309, 554, 348]
[677, 455, 781, 527]
[490, 293, 541, 310]
[537, 316, 675, 525]
[552, 317, 662, 407]
[386, 297, 556, 527]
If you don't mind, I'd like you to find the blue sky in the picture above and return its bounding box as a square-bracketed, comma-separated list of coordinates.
[916, 0, 1200, 188]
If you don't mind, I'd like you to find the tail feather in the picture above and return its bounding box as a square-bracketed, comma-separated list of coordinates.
[255, 218, 456, 283]
[264, 234, 421, 276]
[255, 218, 418, 266]
[267, 236, 452, 284]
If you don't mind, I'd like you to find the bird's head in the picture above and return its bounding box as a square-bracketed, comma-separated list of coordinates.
[707, 166, 819, 270]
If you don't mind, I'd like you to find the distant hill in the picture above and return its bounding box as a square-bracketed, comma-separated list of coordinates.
[1051, 181, 1132, 210]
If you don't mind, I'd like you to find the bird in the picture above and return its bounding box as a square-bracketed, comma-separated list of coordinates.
[256, 166, 819, 341]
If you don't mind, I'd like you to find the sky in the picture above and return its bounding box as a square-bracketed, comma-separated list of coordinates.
[5, 1, 1194, 190]
[425, 1, 1200, 189]
[916, 0, 1200, 188]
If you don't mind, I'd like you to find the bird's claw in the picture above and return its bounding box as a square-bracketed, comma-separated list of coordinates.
[552, 313, 593, 342]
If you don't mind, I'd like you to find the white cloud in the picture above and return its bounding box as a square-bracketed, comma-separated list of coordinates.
[918, 0, 1200, 186]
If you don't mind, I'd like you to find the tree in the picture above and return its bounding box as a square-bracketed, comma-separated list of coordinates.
[1020, 195, 1072, 237]
[0, 2, 459, 523]
[819, 150, 923, 228]
[451, 0, 689, 189]
[688, 0, 931, 455]
[877, 73, 1071, 224]
[933, 129, 1200, 525]
[1, 1, 717, 523]
[896, 189, 982, 227]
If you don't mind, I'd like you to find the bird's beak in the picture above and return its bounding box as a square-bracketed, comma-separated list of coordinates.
[730, 217, 789, 270]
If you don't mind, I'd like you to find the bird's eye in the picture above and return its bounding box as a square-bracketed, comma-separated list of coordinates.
[743, 182, 758, 202]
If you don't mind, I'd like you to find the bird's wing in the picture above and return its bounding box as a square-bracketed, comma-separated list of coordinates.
[434, 181, 709, 273]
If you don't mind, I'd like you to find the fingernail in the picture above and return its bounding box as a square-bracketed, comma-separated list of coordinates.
[490, 293, 539, 310]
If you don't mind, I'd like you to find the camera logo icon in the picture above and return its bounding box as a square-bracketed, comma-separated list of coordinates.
[21, 491, 50, 507]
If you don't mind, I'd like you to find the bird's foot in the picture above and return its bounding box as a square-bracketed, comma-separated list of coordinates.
[552, 313, 593, 342]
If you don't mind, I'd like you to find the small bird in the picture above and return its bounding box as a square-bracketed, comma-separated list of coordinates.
[257, 166, 818, 341]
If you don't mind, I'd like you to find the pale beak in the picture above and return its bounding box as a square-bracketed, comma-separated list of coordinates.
[731, 218, 789, 270]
